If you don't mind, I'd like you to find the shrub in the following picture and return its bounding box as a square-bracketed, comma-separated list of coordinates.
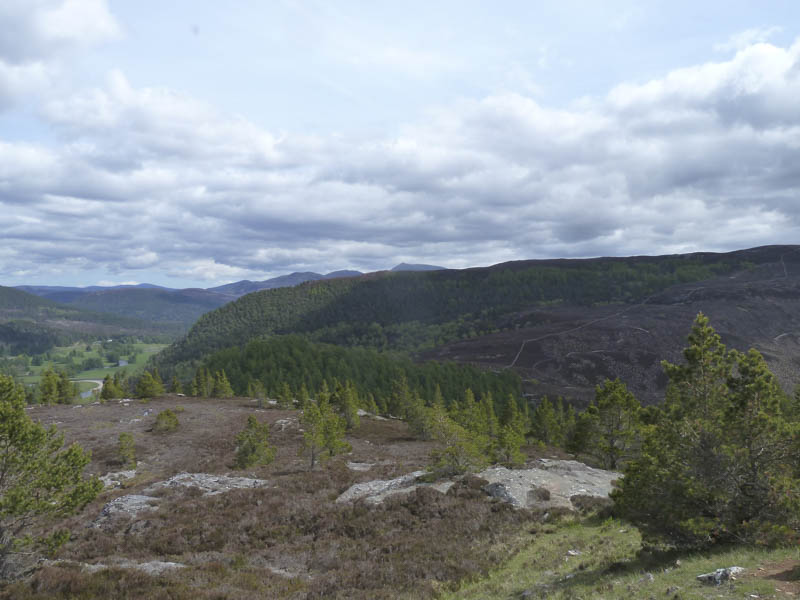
[153, 409, 179, 433]
[234, 416, 276, 469]
[117, 432, 136, 469]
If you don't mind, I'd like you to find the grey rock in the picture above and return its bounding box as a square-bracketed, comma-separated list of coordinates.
[91, 495, 159, 528]
[145, 472, 268, 496]
[477, 460, 620, 511]
[99, 469, 136, 489]
[696, 566, 745, 585]
[336, 471, 453, 504]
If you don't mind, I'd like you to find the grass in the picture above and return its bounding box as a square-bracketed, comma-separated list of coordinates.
[16, 342, 166, 386]
[441, 515, 800, 599]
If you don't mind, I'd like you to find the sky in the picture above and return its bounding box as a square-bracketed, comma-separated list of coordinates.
[1, 1, 800, 289]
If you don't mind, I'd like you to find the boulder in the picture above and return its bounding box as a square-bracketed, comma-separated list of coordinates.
[696, 567, 745, 585]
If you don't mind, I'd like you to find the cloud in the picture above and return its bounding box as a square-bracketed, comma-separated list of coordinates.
[714, 27, 782, 53]
[2, 38, 800, 285]
[0, 0, 119, 111]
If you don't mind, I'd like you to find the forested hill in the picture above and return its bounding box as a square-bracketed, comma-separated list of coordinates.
[0, 286, 180, 354]
[156, 245, 789, 373]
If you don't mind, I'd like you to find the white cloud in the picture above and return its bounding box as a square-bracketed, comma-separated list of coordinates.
[714, 26, 782, 53]
[0, 0, 119, 112]
[2, 37, 800, 285]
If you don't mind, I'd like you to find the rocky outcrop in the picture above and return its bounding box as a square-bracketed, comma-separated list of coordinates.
[335, 459, 620, 510]
[93, 473, 269, 529]
[335, 471, 454, 504]
[92, 494, 159, 528]
[479, 459, 620, 510]
[145, 472, 269, 495]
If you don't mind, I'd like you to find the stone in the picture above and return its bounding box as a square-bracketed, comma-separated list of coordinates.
[92, 494, 159, 528]
[696, 566, 745, 585]
[336, 471, 453, 504]
[99, 469, 136, 489]
[145, 472, 269, 496]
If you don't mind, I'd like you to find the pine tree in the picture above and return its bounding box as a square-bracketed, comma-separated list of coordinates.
[427, 405, 489, 478]
[213, 370, 234, 398]
[580, 378, 641, 470]
[497, 394, 527, 465]
[277, 381, 293, 409]
[170, 375, 183, 394]
[135, 371, 165, 399]
[613, 314, 800, 548]
[234, 416, 276, 469]
[0, 375, 101, 571]
[38, 368, 59, 405]
[56, 371, 75, 404]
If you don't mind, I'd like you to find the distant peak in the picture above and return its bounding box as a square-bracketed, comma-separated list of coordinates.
[391, 263, 446, 272]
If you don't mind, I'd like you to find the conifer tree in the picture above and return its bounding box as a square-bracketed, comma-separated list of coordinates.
[0, 375, 101, 572]
[613, 314, 800, 548]
[38, 368, 59, 405]
[213, 370, 234, 398]
[170, 375, 183, 394]
[580, 378, 641, 470]
[234, 416, 276, 469]
[277, 381, 293, 409]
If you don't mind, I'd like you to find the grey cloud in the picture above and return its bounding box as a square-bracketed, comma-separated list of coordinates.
[3, 40, 800, 285]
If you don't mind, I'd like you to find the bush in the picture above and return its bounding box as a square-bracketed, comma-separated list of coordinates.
[234, 416, 276, 469]
[612, 314, 800, 548]
[153, 409, 179, 433]
[117, 432, 136, 469]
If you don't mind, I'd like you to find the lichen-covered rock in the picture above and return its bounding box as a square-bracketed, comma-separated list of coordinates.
[145, 472, 269, 496]
[92, 494, 159, 528]
[336, 471, 454, 504]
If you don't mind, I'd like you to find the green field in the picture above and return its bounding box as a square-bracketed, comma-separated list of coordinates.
[13, 341, 166, 387]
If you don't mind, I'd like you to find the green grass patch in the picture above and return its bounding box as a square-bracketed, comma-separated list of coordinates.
[442, 516, 800, 599]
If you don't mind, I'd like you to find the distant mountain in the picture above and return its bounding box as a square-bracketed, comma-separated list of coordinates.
[0, 286, 179, 353]
[391, 263, 446, 272]
[207, 270, 364, 297]
[207, 272, 325, 297]
[65, 288, 233, 328]
[323, 270, 363, 279]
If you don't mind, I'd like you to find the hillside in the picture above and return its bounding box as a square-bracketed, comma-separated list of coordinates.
[155, 246, 792, 381]
[66, 288, 233, 328]
[0, 286, 180, 353]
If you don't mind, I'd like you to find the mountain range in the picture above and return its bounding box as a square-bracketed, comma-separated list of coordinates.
[153, 245, 800, 406]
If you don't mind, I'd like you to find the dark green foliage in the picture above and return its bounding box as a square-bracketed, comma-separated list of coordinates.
[578, 378, 641, 469]
[212, 370, 234, 398]
[153, 409, 179, 433]
[117, 433, 136, 469]
[300, 394, 350, 469]
[157, 252, 753, 370]
[0, 374, 101, 574]
[200, 335, 521, 411]
[234, 416, 276, 469]
[427, 405, 490, 478]
[529, 396, 575, 447]
[0, 286, 180, 355]
[497, 394, 528, 466]
[169, 375, 182, 394]
[37, 368, 76, 405]
[612, 313, 800, 548]
[134, 370, 164, 399]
